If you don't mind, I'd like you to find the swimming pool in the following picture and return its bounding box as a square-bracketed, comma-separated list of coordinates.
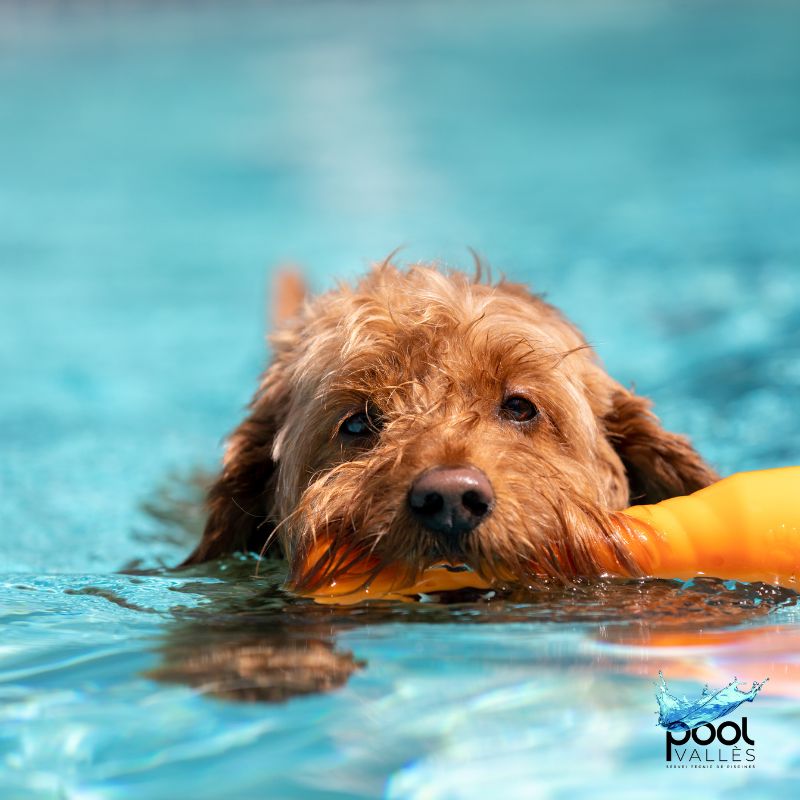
[2, 1, 799, 796]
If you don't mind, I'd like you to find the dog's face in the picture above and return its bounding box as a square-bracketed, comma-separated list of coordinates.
[188, 264, 716, 587]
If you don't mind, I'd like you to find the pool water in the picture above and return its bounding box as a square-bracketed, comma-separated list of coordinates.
[2, 1, 800, 797]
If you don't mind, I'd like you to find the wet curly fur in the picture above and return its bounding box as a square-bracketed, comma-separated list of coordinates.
[184, 261, 717, 590]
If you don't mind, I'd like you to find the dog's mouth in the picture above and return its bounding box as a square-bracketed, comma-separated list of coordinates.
[286, 507, 636, 604]
[421, 540, 473, 568]
[286, 492, 634, 604]
[430, 563, 473, 574]
[288, 530, 500, 604]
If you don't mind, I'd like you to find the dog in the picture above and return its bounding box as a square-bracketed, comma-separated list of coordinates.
[183, 260, 717, 592]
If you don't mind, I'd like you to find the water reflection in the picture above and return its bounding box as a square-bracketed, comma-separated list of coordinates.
[144, 559, 798, 702]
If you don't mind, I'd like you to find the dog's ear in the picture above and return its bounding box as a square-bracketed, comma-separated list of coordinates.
[182, 270, 305, 565]
[181, 365, 289, 564]
[603, 387, 718, 505]
[271, 268, 306, 327]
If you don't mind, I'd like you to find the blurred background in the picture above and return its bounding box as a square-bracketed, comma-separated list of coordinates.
[2, 0, 799, 572]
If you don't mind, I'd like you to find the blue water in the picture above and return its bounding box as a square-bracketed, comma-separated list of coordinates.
[2, 1, 800, 797]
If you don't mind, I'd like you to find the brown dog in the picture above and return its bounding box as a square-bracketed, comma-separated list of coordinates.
[184, 261, 717, 591]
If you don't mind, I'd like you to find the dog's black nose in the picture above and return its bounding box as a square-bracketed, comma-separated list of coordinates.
[408, 465, 494, 536]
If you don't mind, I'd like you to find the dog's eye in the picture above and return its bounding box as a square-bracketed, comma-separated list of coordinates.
[500, 395, 539, 423]
[339, 410, 381, 440]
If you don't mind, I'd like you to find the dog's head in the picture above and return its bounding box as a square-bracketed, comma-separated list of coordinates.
[188, 263, 716, 587]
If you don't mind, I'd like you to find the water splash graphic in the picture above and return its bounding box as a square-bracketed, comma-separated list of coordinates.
[656, 672, 768, 731]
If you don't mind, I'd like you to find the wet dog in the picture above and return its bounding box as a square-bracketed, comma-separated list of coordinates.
[183, 260, 717, 590]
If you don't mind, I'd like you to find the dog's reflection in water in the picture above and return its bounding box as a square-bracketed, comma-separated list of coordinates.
[151, 627, 362, 702]
[144, 561, 360, 702]
[145, 560, 796, 703]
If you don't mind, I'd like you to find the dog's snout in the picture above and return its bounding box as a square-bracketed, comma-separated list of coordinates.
[408, 466, 494, 536]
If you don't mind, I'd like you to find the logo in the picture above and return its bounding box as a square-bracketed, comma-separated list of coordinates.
[656, 671, 768, 768]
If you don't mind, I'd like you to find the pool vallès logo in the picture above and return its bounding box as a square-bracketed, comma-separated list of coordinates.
[656, 671, 768, 769]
